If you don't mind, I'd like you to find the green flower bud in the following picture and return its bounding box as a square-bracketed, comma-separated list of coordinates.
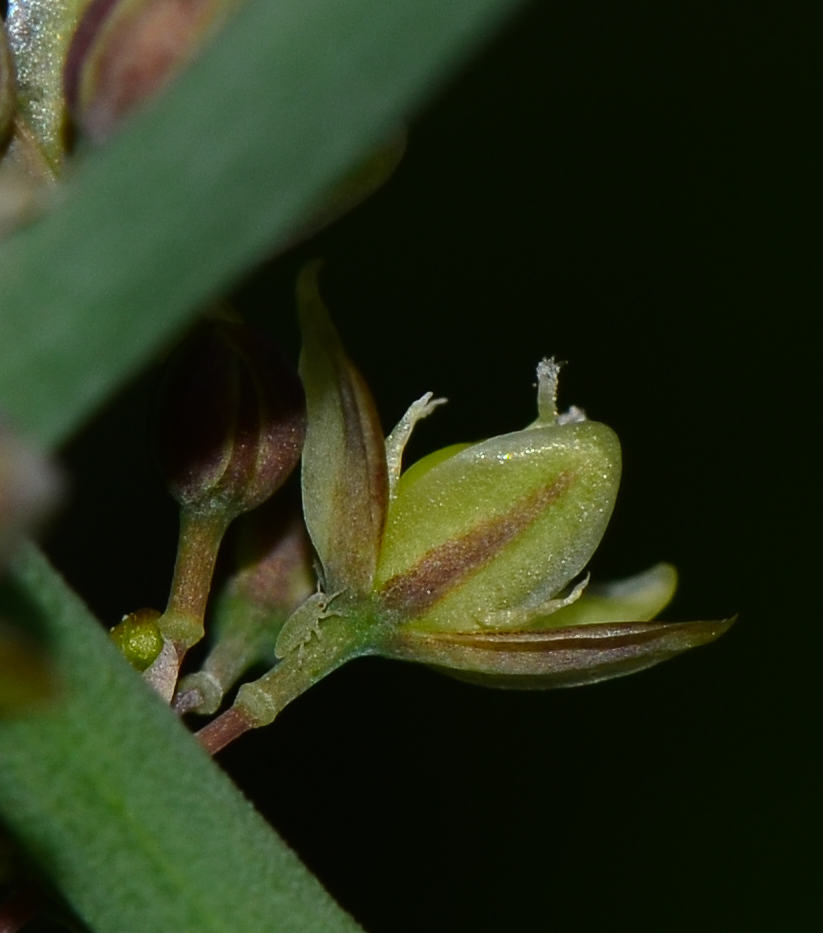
[110, 608, 163, 672]
[374, 395, 620, 633]
[64, 0, 236, 142]
[155, 316, 306, 521]
[369, 361, 733, 686]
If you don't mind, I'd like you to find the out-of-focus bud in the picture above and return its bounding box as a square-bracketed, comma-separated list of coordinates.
[0, 24, 16, 147]
[64, 0, 236, 142]
[0, 426, 62, 713]
[155, 316, 306, 521]
[110, 608, 163, 672]
[288, 132, 407, 247]
[0, 423, 63, 565]
[0, 619, 55, 713]
[298, 262, 388, 594]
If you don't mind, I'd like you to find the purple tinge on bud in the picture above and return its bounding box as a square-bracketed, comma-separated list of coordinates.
[377, 616, 736, 689]
[155, 317, 306, 519]
[298, 263, 389, 594]
[0, 25, 16, 145]
[64, 0, 234, 142]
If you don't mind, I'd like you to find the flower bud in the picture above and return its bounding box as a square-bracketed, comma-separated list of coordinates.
[374, 374, 621, 633]
[155, 316, 306, 521]
[110, 608, 164, 672]
[64, 0, 236, 142]
[368, 361, 734, 687]
[0, 619, 55, 713]
[0, 25, 16, 147]
[289, 132, 407, 246]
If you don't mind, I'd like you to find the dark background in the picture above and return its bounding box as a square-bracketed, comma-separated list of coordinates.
[47, 2, 818, 931]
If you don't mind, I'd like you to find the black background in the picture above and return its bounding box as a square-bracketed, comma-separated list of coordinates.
[47, 2, 818, 931]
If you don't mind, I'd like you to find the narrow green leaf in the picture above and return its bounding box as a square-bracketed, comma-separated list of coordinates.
[0, 0, 527, 448]
[0, 543, 363, 933]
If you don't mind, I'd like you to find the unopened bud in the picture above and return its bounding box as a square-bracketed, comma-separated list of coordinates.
[0, 619, 55, 713]
[155, 317, 306, 521]
[110, 608, 163, 671]
[0, 25, 16, 146]
[369, 361, 734, 687]
[374, 371, 621, 633]
[64, 0, 236, 142]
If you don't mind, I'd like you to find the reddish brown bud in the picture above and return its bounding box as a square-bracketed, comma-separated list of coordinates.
[0, 25, 15, 147]
[155, 317, 306, 521]
[64, 0, 235, 142]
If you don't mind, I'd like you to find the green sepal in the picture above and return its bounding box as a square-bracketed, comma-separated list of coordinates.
[298, 262, 389, 594]
[529, 562, 678, 629]
[376, 615, 735, 689]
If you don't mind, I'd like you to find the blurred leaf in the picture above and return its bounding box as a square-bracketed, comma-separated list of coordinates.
[0, 543, 363, 933]
[0, 0, 526, 448]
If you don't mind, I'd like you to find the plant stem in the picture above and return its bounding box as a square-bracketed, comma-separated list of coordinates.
[158, 506, 231, 652]
[197, 706, 254, 755]
[196, 605, 373, 753]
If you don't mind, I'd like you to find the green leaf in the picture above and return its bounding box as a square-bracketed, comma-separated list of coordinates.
[0, 543, 363, 933]
[0, 0, 527, 449]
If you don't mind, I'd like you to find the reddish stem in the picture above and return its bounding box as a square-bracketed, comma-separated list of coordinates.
[196, 706, 254, 755]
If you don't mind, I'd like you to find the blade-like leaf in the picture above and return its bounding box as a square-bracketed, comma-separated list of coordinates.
[0, 0, 527, 449]
[0, 543, 363, 933]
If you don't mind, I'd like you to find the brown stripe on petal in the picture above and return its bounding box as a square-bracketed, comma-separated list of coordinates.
[325, 353, 389, 588]
[379, 470, 574, 615]
[378, 617, 736, 688]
